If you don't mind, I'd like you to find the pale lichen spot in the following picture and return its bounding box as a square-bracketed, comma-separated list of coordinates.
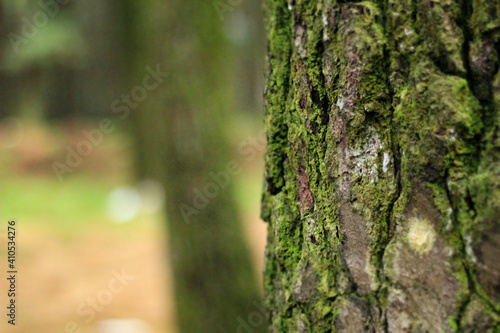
[383, 152, 390, 173]
[445, 208, 453, 231]
[465, 234, 477, 263]
[323, 30, 329, 41]
[322, 13, 328, 39]
[407, 218, 436, 255]
[449, 128, 456, 142]
[346, 126, 381, 183]
[336, 94, 345, 111]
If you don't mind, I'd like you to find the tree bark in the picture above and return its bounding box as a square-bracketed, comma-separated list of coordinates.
[262, 0, 500, 331]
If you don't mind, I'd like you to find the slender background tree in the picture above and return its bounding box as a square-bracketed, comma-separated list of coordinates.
[121, 0, 266, 332]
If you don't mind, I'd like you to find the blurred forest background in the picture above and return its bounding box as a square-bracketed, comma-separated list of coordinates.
[0, 0, 267, 332]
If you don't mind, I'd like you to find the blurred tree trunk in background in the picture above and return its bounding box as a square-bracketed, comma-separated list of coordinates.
[262, 0, 500, 331]
[231, 0, 267, 115]
[122, 0, 266, 332]
[45, 65, 78, 120]
[0, 1, 109, 122]
[120, 0, 165, 181]
[74, 0, 124, 120]
[0, 4, 23, 119]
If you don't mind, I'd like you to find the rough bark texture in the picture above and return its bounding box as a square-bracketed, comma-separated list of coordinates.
[262, 0, 500, 331]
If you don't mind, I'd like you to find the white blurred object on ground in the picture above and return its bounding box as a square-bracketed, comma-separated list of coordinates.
[96, 319, 152, 333]
[138, 179, 165, 214]
[107, 187, 142, 223]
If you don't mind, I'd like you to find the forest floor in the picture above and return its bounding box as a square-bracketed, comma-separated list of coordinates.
[0, 119, 267, 333]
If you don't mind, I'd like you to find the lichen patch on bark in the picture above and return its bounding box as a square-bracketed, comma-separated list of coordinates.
[407, 218, 436, 254]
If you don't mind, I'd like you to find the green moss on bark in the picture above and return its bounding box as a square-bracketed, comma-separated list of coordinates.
[262, 0, 500, 331]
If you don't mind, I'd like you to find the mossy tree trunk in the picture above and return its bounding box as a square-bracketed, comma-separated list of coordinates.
[262, 0, 500, 331]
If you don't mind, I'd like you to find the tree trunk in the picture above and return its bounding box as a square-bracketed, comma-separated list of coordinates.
[121, 1, 266, 332]
[262, 0, 500, 331]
